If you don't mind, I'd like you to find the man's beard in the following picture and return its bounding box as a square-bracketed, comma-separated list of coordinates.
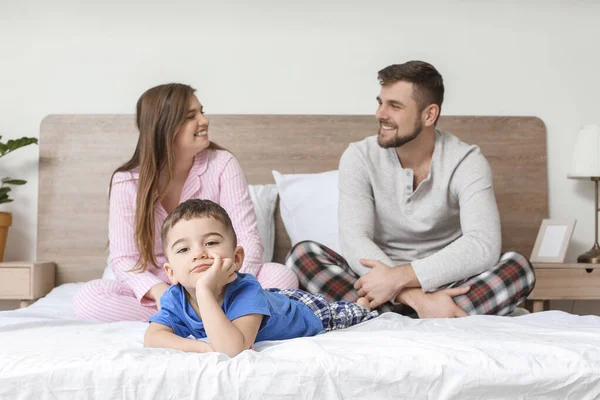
[377, 119, 423, 149]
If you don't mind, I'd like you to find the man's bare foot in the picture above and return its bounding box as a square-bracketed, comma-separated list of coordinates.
[357, 297, 371, 310]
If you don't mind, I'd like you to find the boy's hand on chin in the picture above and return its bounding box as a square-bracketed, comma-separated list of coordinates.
[195, 255, 238, 297]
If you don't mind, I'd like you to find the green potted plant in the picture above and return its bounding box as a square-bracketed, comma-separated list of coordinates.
[0, 136, 38, 261]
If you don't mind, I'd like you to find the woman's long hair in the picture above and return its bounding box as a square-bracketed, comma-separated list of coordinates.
[110, 83, 222, 272]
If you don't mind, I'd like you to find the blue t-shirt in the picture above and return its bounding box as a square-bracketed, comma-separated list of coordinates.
[149, 273, 323, 342]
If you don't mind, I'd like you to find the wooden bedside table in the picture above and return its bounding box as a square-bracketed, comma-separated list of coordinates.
[0, 261, 56, 308]
[529, 263, 600, 312]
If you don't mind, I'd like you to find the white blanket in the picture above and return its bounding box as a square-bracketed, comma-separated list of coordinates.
[1, 284, 599, 399]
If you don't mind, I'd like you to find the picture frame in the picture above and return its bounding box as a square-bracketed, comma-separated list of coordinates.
[530, 219, 577, 263]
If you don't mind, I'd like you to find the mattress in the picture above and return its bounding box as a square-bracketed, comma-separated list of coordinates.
[1, 284, 599, 399]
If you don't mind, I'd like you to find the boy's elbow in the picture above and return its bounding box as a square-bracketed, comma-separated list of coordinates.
[218, 340, 252, 358]
[225, 345, 251, 358]
[223, 348, 243, 358]
[144, 329, 159, 348]
[143, 333, 152, 348]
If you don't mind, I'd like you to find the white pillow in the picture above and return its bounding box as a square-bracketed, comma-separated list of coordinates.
[248, 183, 278, 263]
[272, 170, 340, 254]
[102, 184, 278, 280]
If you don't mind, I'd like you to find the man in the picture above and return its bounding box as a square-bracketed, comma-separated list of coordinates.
[286, 61, 535, 318]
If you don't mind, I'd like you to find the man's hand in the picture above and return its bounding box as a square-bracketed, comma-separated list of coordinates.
[195, 255, 237, 297]
[412, 286, 471, 318]
[354, 260, 416, 308]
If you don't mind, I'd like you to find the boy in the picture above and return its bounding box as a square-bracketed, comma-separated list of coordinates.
[144, 199, 378, 357]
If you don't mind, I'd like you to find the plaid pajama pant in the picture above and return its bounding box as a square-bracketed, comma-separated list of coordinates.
[285, 241, 536, 317]
[268, 288, 379, 331]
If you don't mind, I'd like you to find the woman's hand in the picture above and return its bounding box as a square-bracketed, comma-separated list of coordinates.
[147, 282, 171, 310]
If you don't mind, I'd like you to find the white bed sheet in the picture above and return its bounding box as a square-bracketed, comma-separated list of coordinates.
[1, 284, 599, 399]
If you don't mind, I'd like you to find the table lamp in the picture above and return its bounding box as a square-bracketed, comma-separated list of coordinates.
[568, 124, 600, 263]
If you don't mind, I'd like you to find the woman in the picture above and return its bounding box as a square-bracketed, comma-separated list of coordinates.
[73, 83, 298, 322]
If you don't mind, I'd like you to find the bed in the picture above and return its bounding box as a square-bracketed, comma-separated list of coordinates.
[1, 115, 599, 399]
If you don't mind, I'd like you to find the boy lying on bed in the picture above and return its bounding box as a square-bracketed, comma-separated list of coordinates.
[144, 199, 378, 357]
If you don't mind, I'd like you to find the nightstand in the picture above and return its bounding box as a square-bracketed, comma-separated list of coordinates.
[0, 261, 56, 308]
[529, 263, 600, 312]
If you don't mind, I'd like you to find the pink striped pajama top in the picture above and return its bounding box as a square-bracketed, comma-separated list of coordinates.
[109, 149, 264, 305]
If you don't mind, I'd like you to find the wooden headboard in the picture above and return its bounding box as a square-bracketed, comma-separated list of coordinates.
[38, 115, 548, 284]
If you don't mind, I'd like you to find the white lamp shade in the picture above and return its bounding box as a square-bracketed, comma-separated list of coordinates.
[568, 125, 600, 179]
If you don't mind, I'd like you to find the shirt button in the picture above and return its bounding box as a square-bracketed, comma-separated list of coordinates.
[407, 198, 411, 203]
[406, 185, 411, 190]
[406, 171, 411, 176]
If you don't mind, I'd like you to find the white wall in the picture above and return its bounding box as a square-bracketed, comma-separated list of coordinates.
[1, 0, 599, 314]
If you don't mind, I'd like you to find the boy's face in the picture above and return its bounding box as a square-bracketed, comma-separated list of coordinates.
[164, 217, 244, 290]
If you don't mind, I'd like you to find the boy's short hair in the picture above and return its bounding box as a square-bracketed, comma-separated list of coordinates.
[161, 199, 238, 254]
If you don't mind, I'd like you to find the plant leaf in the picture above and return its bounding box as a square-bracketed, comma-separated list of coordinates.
[0, 198, 13, 204]
[0, 193, 10, 202]
[2, 179, 26, 185]
[4, 137, 38, 153]
[1, 177, 12, 183]
[0, 187, 11, 196]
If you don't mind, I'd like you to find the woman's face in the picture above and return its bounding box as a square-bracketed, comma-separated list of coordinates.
[173, 95, 210, 158]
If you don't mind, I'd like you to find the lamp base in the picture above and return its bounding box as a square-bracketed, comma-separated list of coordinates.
[577, 243, 600, 264]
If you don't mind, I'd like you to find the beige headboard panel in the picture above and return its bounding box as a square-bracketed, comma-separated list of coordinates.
[39, 115, 548, 284]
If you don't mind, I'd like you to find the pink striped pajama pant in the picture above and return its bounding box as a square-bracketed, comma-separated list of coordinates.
[73, 262, 298, 322]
